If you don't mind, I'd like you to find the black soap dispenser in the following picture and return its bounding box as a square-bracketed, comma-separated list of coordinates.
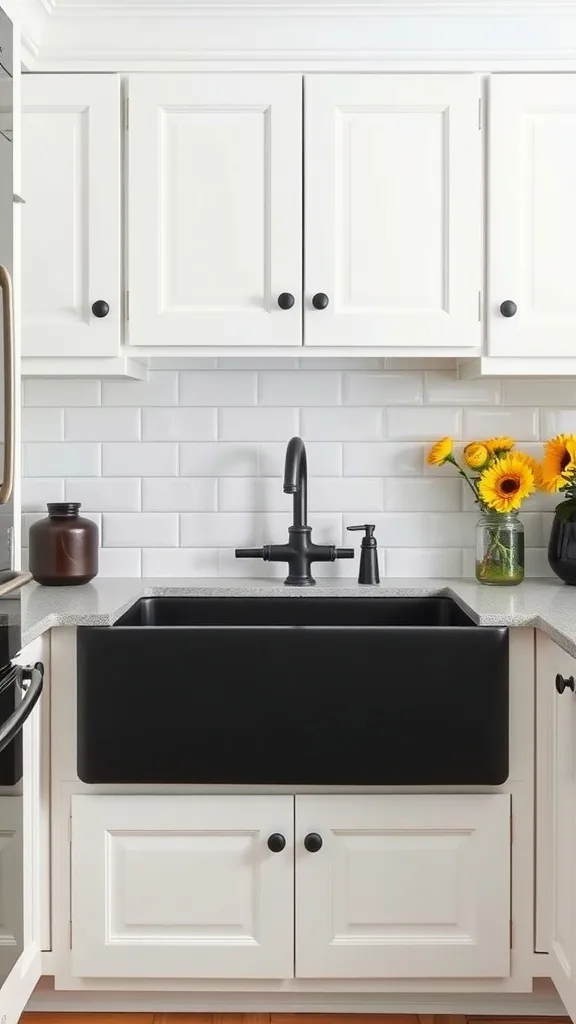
[347, 524, 380, 585]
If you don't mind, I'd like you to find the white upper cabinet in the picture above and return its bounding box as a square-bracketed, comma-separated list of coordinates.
[295, 794, 510, 979]
[127, 74, 302, 348]
[537, 634, 576, 1021]
[489, 75, 576, 359]
[304, 75, 482, 348]
[70, 794, 294, 979]
[21, 75, 121, 359]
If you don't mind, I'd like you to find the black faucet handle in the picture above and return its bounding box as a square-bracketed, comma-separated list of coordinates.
[335, 548, 354, 559]
[235, 548, 265, 559]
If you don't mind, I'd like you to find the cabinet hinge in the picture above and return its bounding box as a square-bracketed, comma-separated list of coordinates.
[478, 96, 482, 130]
[124, 97, 129, 131]
[125, 290, 130, 321]
[478, 290, 482, 322]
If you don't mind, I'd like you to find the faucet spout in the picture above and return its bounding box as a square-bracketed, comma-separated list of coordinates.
[283, 436, 307, 528]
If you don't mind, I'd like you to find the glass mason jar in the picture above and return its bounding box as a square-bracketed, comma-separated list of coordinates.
[475, 510, 525, 586]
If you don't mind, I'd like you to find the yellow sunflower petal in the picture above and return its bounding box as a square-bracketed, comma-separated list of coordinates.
[478, 453, 536, 513]
[541, 434, 576, 493]
[464, 442, 490, 471]
[484, 436, 516, 455]
[427, 436, 454, 466]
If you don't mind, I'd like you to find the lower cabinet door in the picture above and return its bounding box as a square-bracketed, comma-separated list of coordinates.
[538, 634, 576, 1020]
[295, 793, 511, 979]
[70, 794, 294, 979]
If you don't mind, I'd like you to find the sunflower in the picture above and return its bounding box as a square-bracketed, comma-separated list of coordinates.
[484, 436, 515, 455]
[541, 434, 576, 493]
[427, 437, 454, 466]
[478, 453, 536, 513]
[464, 441, 490, 471]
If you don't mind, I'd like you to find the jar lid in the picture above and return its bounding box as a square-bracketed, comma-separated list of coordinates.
[47, 502, 81, 517]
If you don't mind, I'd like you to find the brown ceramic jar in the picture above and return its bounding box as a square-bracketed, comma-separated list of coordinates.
[29, 503, 98, 586]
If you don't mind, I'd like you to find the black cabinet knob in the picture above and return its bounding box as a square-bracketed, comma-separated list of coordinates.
[556, 673, 575, 694]
[277, 293, 295, 310]
[91, 300, 110, 318]
[267, 833, 286, 853]
[312, 293, 329, 310]
[500, 300, 517, 318]
[304, 832, 323, 853]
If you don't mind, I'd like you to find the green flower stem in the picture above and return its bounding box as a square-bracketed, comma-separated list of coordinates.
[445, 455, 481, 503]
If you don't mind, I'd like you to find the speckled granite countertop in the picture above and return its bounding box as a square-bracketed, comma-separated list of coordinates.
[17, 576, 576, 658]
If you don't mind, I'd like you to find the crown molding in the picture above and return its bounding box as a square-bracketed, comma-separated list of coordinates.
[21, 0, 576, 68]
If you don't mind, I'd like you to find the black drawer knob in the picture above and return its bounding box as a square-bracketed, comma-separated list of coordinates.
[91, 299, 110, 318]
[556, 673, 575, 694]
[267, 833, 286, 853]
[277, 293, 295, 310]
[499, 300, 517, 318]
[312, 293, 329, 310]
[304, 832, 323, 853]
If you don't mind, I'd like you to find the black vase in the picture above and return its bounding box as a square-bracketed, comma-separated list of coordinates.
[548, 507, 576, 585]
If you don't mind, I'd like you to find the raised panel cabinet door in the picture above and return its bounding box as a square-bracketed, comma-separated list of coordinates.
[70, 794, 294, 979]
[304, 74, 481, 348]
[127, 74, 302, 347]
[538, 634, 576, 1019]
[21, 75, 121, 358]
[295, 793, 510, 979]
[489, 75, 576, 358]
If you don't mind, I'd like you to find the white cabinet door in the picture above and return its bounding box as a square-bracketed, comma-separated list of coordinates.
[489, 75, 576, 358]
[21, 75, 121, 358]
[295, 794, 510, 979]
[304, 75, 481, 348]
[538, 634, 576, 1019]
[71, 794, 294, 979]
[127, 74, 302, 347]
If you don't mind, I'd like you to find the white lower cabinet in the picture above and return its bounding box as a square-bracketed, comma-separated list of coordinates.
[295, 794, 511, 979]
[70, 794, 295, 979]
[71, 791, 511, 982]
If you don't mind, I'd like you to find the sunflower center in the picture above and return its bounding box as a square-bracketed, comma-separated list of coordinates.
[499, 477, 519, 495]
[561, 451, 572, 471]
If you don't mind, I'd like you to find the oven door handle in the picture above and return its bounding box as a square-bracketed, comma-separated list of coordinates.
[0, 662, 44, 754]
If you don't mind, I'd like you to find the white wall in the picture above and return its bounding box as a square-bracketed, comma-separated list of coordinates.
[20, 360, 566, 579]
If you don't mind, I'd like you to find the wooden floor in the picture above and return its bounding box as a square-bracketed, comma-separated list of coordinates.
[20, 1014, 571, 1024]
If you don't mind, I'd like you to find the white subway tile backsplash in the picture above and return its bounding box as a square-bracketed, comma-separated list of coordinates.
[462, 407, 539, 441]
[180, 443, 258, 477]
[258, 371, 341, 406]
[103, 442, 178, 477]
[301, 407, 382, 441]
[22, 408, 64, 442]
[424, 372, 501, 406]
[98, 547, 142, 577]
[142, 548, 219, 577]
[257, 442, 342, 477]
[64, 407, 141, 442]
[103, 513, 178, 547]
[343, 372, 423, 406]
[23, 378, 101, 407]
[102, 371, 178, 407]
[180, 370, 257, 406]
[541, 409, 576, 437]
[21, 367, 563, 580]
[22, 478, 65, 512]
[65, 478, 141, 512]
[24, 442, 100, 477]
[142, 408, 217, 441]
[218, 407, 299, 441]
[384, 478, 462, 513]
[143, 478, 217, 512]
[386, 407, 462, 441]
[343, 442, 423, 477]
[385, 548, 463, 578]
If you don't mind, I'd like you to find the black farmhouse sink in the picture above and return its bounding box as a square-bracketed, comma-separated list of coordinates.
[77, 596, 508, 788]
